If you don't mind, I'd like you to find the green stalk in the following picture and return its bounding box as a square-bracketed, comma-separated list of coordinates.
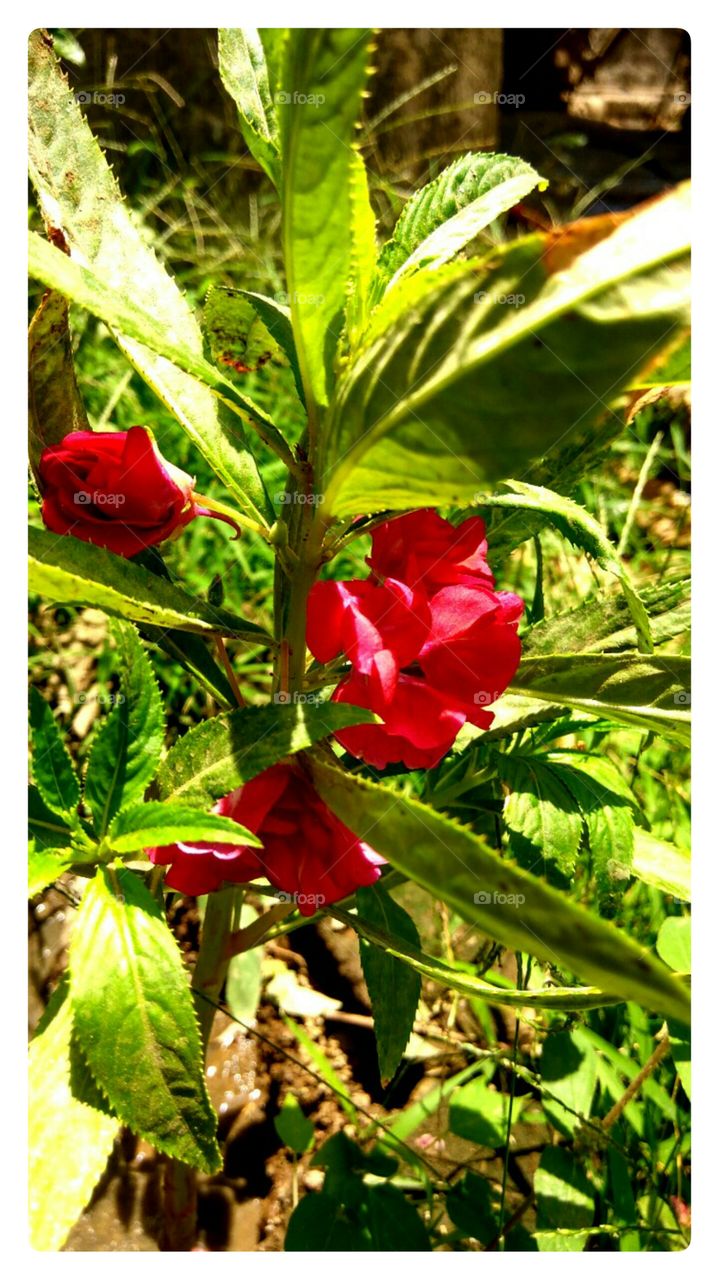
[161, 890, 239, 1249]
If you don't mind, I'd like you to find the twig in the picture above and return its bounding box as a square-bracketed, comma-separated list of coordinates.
[601, 1029, 671, 1130]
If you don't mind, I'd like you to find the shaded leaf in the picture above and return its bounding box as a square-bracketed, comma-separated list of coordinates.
[478, 480, 652, 652]
[534, 1147, 594, 1252]
[285, 1192, 370, 1251]
[275, 1093, 314, 1154]
[450, 1078, 522, 1147]
[356, 882, 421, 1084]
[225, 903, 263, 1025]
[28, 288, 90, 487]
[445, 1171, 498, 1243]
[29, 784, 75, 851]
[540, 1030, 598, 1138]
[510, 653, 690, 743]
[321, 186, 690, 516]
[364, 1184, 431, 1250]
[522, 576, 691, 658]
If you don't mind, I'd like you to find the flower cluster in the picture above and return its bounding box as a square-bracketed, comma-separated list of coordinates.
[39, 426, 238, 557]
[147, 762, 384, 913]
[306, 509, 524, 769]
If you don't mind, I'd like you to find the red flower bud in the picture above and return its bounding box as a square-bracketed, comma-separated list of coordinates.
[36, 425, 245, 558]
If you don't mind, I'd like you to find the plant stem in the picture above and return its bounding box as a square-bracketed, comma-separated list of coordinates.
[161, 1160, 198, 1252]
[281, 465, 327, 693]
[161, 890, 239, 1250]
[193, 889, 238, 1051]
[215, 636, 245, 707]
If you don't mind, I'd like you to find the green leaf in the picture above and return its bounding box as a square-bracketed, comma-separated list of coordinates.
[503, 756, 584, 882]
[285, 1192, 370, 1251]
[363, 1184, 431, 1251]
[656, 917, 690, 972]
[84, 621, 164, 834]
[28, 288, 90, 488]
[333, 903, 625, 1012]
[345, 151, 378, 346]
[29, 685, 80, 818]
[29, 983, 120, 1251]
[450, 1077, 521, 1147]
[534, 1147, 594, 1251]
[320, 185, 690, 516]
[133, 547, 238, 708]
[28, 844, 75, 896]
[667, 1021, 691, 1100]
[204, 285, 283, 377]
[29, 784, 75, 851]
[540, 1030, 598, 1138]
[28, 32, 273, 526]
[227, 288, 305, 405]
[218, 29, 281, 186]
[631, 829, 690, 902]
[445, 1172, 498, 1243]
[106, 800, 262, 854]
[70, 867, 221, 1171]
[29, 526, 271, 642]
[478, 480, 653, 652]
[156, 701, 374, 808]
[275, 1093, 314, 1154]
[259, 28, 288, 99]
[510, 653, 690, 743]
[140, 625, 236, 709]
[522, 576, 691, 658]
[279, 29, 373, 407]
[27, 231, 292, 484]
[503, 748, 637, 896]
[310, 759, 690, 1024]
[356, 883, 421, 1084]
[374, 151, 544, 295]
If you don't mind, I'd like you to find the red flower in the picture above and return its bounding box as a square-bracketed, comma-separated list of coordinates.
[333, 670, 467, 770]
[147, 762, 384, 914]
[367, 508, 494, 593]
[306, 576, 430, 695]
[307, 510, 523, 769]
